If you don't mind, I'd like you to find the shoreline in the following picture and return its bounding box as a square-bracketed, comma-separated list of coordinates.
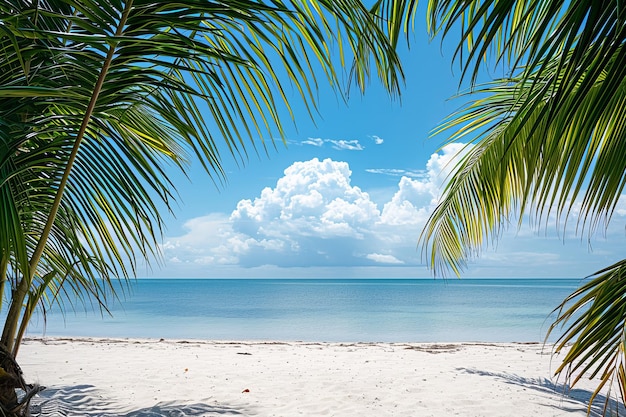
[18, 337, 623, 416]
[23, 335, 549, 345]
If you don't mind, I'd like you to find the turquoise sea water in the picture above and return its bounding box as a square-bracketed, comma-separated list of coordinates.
[24, 278, 583, 343]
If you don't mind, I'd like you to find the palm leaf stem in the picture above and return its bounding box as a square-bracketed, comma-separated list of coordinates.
[547, 260, 626, 415]
[0, 255, 6, 311]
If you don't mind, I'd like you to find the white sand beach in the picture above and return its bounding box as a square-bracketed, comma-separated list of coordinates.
[18, 338, 620, 416]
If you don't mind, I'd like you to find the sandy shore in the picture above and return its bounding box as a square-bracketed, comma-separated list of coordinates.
[17, 338, 621, 416]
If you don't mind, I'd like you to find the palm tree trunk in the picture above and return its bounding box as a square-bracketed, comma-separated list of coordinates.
[1, 277, 30, 354]
[0, 340, 34, 416]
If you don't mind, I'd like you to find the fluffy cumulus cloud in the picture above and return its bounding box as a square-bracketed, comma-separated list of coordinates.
[160, 214, 240, 266]
[159, 142, 626, 277]
[160, 146, 471, 274]
[227, 158, 393, 267]
[380, 143, 470, 226]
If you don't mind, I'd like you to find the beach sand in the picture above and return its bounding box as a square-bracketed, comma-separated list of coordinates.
[18, 338, 621, 416]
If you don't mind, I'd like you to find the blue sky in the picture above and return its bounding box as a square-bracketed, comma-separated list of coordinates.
[140, 17, 626, 279]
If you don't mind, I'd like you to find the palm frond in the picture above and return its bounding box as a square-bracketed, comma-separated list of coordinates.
[426, 0, 626, 156]
[421, 45, 626, 276]
[0, 0, 406, 357]
[548, 261, 626, 415]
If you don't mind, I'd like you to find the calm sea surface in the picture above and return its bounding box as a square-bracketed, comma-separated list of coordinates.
[24, 278, 584, 342]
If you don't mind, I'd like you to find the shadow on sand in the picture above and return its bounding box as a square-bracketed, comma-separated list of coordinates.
[29, 385, 248, 416]
[458, 367, 624, 417]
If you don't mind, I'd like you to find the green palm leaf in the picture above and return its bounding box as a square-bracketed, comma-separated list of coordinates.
[421, 48, 626, 275]
[549, 262, 626, 415]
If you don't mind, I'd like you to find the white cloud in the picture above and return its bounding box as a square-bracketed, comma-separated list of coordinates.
[366, 253, 404, 264]
[159, 213, 243, 266]
[228, 158, 384, 266]
[157, 142, 626, 278]
[372, 135, 384, 145]
[331, 139, 364, 151]
[302, 137, 324, 147]
[424, 143, 471, 191]
[301, 137, 364, 151]
[380, 177, 434, 226]
[380, 143, 471, 226]
[161, 146, 469, 274]
[365, 168, 425, 178]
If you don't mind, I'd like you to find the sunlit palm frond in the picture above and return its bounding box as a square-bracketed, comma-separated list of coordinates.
[370, 0, 419, 49]
[548, 261, 626, 415]
[421, 45, 626, 276]
[427, 0, 626, 85]
[426, 0, 626, 154]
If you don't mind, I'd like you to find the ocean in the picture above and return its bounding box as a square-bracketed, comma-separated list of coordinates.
[24, 278, 583, 343]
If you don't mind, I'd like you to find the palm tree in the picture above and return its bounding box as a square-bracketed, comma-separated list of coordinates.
[0, 0, 404, 414]
[412, 0, 626, 415]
